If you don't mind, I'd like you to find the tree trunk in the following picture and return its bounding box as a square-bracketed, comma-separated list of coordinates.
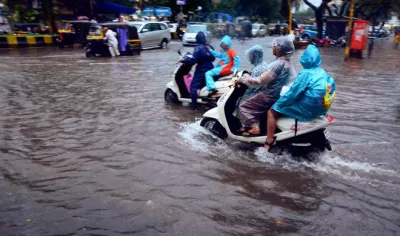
[316, 7, 324, 39]
[42, 0, 57, 34]
[303, 0, 326, 39]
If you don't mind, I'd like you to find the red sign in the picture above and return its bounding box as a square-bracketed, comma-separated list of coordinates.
[351, 20, 369, 50]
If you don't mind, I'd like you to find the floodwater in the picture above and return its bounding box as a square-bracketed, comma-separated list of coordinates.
[0, 37, 399, 236]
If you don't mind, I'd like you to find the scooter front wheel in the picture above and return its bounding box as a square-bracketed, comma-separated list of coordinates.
[200, 118, 227, 139]
[164, 89, 180, 104]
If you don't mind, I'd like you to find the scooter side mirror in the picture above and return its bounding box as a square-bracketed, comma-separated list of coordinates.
[178, 50, 182, 56]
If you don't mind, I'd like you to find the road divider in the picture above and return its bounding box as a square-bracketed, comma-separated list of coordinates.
[0, 35, 57, 48]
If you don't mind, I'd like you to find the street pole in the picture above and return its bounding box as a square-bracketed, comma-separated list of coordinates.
[288, 0, 293, 33]
[344, 0, 355, 61]
[89, 0, 94, 18]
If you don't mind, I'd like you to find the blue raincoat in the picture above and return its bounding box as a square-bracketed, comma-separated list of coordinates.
[273, 45, 336, 121]
[205, 35, 240, 91]
[184, 32, 215, 107]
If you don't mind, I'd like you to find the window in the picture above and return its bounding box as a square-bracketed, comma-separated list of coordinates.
[160, 23, 167, 30]
[150, 23, 161, 31]
[186, 25, 207, 33]
[132, 23, 144, 30]
[260, 25, 265, 29]
[89, 26, 102, 36]
[142, 23, 151, 32]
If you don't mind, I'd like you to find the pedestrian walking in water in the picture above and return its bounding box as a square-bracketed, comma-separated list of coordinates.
[103, 27, 120, 57]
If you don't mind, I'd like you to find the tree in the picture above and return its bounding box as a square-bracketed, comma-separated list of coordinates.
[214, 0, 239, 16]
[303, 0, 332, 39]
[293, 8, 315, 20]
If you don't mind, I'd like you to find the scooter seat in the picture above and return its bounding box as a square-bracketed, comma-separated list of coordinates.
[276, 116, 329, 131]
[213, 74, 232, 81]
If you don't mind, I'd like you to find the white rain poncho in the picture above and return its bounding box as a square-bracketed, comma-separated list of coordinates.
[236, 37, 297, 128]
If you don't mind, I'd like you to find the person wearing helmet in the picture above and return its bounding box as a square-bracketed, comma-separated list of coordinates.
[205, 35, 240, 97]
[264, 44, 336, 151]
[235, 37, 296, 136]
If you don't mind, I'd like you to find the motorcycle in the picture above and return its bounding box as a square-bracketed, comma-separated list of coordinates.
[200, 71, 334, 156]
[164, 51, 234, 107]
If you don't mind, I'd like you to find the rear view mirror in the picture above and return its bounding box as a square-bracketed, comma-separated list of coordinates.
[178, 50, 182, 56]
[142, 28, 149, 33]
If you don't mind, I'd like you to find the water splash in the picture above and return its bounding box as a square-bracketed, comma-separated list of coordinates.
[177, 121, 250, 161]
[178, 121, 226, 155]
[254, 144, 399, 187]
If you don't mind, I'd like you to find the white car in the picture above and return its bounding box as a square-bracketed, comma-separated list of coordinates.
[252, 24, 267, 37]
[169, 23, 178, 33]
[182, 24, 211, 46]
[131, 21, 171, 49]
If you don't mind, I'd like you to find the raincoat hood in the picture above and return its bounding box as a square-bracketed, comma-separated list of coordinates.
[220, 35, 232, 48]
[300, 44, 321, 69]
[245, 45, 264, 66]
[196, 32, 207, 44]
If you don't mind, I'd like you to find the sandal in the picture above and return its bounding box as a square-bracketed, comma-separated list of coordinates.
[264, 136, 277, 152]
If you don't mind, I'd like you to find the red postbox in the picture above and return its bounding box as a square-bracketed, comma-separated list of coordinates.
[350, 19, 369, 50]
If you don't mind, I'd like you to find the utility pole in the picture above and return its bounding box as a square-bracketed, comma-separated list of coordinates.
[344, 0, 355, 60]
[89, 0, 94, 17]
[288, 0, 293, 33]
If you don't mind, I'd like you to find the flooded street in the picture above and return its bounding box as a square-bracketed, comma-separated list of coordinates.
[0, 37, 399, 236]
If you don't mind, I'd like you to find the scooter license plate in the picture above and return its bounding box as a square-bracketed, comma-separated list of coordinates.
[324, 129, 330, 139]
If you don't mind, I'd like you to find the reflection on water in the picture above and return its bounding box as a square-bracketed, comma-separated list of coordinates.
[0, 38, 399, 236]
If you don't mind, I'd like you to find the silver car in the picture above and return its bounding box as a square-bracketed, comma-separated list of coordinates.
[131, 21, 171, 49]
[182, 24, 211, 46]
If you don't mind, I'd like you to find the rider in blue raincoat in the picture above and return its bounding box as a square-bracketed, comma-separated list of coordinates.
[205, 35, 240, 95]
[264, 44, 336, 151]
[182, 32, 215, 109]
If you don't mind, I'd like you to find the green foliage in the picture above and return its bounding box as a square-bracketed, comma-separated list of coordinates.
[293, 8, 314, 20]
[213, 0, 239, 16]
[221, 14, 228, 22]
[14, 4, 40, 23]
[211, 0, 281, 23]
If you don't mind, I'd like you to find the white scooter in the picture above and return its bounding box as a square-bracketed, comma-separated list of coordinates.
[200, 71, 334, 156]
[164, 51, 234, 107]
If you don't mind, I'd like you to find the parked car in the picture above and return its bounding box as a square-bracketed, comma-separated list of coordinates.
[301, 25, 326, 40]
[252, 23, 267, 37]
[368, 26, 389, 38]
[0, 16, 11, 34]
[268, 23, 288, 36]
[169, 23, 178, 33]
[182, 24, 211, 46]
[57, 20, 93, 48]
[13, 23, 49, 34]
[131, 21, 171, 49]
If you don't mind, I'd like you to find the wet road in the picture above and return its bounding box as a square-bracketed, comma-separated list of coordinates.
[0, 37, 399, 236]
